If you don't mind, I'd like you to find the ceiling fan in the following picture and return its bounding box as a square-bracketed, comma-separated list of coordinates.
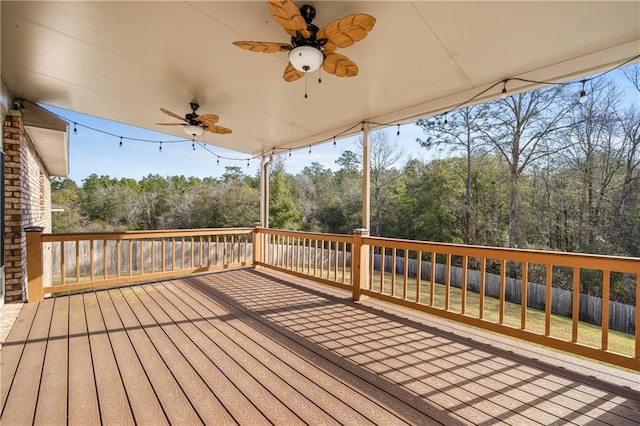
[157, 102, 232, 137]
[233, 0, 376, 82]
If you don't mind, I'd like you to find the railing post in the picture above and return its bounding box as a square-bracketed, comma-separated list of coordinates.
[24, 226, 44, 303]
[252, 225, 262, 267]
[352, 228, 369, 301]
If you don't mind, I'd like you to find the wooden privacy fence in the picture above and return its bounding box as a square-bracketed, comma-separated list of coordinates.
[25, 226, 640, 370]
[25, 227, 253, 300]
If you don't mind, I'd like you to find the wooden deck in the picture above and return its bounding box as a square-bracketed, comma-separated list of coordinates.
[1, 269, 639, 425]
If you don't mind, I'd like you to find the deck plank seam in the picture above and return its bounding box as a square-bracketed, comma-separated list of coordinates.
[160, 281, 352, 425]
[134, 284, 274, 425]
[179, 275, 454, 425]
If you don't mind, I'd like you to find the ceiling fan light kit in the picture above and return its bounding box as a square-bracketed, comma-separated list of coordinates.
[233, 1, 375, 82]
[184, 124, 205, 137]
[289, 45, 323, 72]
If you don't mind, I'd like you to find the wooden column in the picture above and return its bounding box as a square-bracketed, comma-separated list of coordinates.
[252, 226, 262, 267]
[24, 226, 44, 303]
[352, 228, 369, 301]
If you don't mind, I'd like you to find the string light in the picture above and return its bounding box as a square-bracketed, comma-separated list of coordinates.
[192, 141, 196, 151]
[40, 53, 636, 165]
[579, 80, 587, 104]
[247, 159, 250, 168]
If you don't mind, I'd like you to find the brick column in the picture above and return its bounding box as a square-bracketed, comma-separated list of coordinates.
[3, 113, 26, 301]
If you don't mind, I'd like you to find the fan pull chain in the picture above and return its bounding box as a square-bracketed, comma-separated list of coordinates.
[318, 68, 322, 84]
[305, 73, 308, 99]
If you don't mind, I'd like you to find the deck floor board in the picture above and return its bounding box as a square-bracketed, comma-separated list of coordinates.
[1, 269, 639, 425]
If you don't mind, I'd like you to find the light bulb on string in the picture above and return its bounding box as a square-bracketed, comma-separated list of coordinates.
[73, 123, 78, 135]
[247, 159, 250, 168]
[443, 113, 448, 127]
[216, 156, 220, 165]
[159, 141, 162, 152]
[501, 80, 508, 98]
[119, 137, 123, 148]
[289, 149, 292, 158]
[333, 137, 336, 147]
[308, 145, 312, 155]
[192, 141, 196, 151]
[396, 124, 400, 136]
[579, 80, 587, 104]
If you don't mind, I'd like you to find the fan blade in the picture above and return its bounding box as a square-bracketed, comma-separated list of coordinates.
[317, 14, 376, 51]
[156, 123, 184, 126]
[283, 62, 304, 82]
[160, 108, 187, 122]
[195, 114, 220, 129]
[206, 125, 232, 135]
[233, 41, 291, 53]
[268, 0, 310, 38]
[322, 52, 358, 78]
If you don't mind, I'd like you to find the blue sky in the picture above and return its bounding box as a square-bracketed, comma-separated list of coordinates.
[44, 67, 637, 185]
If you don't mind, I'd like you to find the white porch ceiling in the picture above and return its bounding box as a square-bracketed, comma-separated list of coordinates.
[2, 1, 639, 157]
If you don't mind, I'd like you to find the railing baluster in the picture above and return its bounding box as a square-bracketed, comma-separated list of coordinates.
[430, 251, 436, 307]
[416, 251, 422, 303]
[103, 240, 108, 280]
[403, 249, 409, 300]
[380, 247, 385, 292]
[140, 239, 144, 275]
[171, 238, 176, 270]
[521, 261, 528, 330]
[90, 240, 95, 282]
[461, 256, 468, 315]
[572, 267, 579, 342]
[60, 241, 66, 285]
[602, 270, 610, 351]
[116, 240, 121, 278]
[207, 235, 211, 267]
[151, 239, 156, 273]
[391, 247, 396, 297]
[314, 239, 318, 276]
[75, 241, 80, 283]
[342, 242, 347, 284]
[162, 238, 166, 272]
[128, 240, 133, 276]
[545, 264, 552, 336]
[182, 237, 186, 269]
[479, 257, 485, 319]
[499, 259, 506, 324]
[445, 253, 451, 310]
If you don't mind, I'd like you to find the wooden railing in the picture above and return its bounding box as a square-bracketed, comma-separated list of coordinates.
[254, 228, 354, 291]
[25, 227, 253, 300]
[24, 226, 639, 370]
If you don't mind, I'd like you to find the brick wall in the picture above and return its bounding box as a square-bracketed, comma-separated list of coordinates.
[3, 112, 52, 302]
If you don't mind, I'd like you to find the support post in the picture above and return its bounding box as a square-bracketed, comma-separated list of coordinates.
[24, 226, 44, 303]
[352, 228, 369, 301]
[252, 225, 262, 267]
[361, 122, 371, 231]
[260, 155, 273, 229]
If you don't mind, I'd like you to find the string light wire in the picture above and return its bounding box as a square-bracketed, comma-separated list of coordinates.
[36, 53, 638, 162]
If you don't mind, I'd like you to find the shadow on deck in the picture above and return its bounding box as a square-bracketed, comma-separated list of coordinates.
[1, 268, 639, 425]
